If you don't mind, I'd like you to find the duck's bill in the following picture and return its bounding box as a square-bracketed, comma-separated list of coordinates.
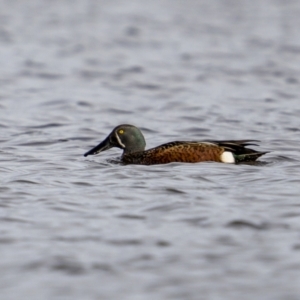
[84, 137, 112, 157]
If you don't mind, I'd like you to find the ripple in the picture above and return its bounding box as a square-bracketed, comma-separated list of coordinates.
[144, 203, 187, 212]
[0, 217, 31, 223]
[164, 187, 186, 194]
[226, 220, 268, 230]
[132, 82, 161, 90]
[27, 123, 65, 129]
[0, 237, 15, 244]
[104, 108, 132, 115]
[19, 70, 64, 80]
[106, 239, 143, 246]
[17, 141, 59, 146]
[117, 214, 146, 220]
[72, 181, 94, 186]
[9, 179, 39, 185]
[50, 257, 86, 275]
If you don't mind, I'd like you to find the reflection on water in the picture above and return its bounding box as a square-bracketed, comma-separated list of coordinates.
[1, 0, 300, 299]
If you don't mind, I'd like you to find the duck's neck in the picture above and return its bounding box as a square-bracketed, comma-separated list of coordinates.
[123, 143, 145, 155]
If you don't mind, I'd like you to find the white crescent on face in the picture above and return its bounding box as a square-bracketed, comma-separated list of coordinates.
[114, 131, 125, 148]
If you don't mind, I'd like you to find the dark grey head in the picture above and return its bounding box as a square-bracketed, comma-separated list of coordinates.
[84, 124, 146, 157]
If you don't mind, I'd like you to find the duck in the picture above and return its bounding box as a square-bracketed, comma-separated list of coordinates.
[84, 124, 267, 165]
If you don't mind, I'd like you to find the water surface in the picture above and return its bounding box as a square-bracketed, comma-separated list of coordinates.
[1, 0, 300, 299]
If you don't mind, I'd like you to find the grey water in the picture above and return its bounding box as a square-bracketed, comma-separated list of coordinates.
[1, 0, 300, 299]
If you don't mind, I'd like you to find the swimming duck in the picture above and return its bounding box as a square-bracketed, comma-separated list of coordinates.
[84, 124, 267, 165]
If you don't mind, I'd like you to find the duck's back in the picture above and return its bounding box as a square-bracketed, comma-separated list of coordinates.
[121, 141, 224, 165]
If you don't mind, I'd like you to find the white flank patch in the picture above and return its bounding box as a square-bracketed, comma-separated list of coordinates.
[220, 151, 235, 163]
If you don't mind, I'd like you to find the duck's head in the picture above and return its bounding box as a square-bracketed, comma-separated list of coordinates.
[84, 124, 146, 157]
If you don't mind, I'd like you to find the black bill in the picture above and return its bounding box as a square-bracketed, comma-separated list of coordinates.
[84, 137, 112, 157]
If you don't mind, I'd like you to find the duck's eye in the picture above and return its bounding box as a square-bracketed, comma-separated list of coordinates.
[119, 129, 124, 134]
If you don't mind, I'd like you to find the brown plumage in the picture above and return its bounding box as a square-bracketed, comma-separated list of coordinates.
[122, 142, 224, 164]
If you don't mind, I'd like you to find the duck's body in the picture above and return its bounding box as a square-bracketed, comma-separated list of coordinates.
[84, 124, 267, 165]
[121, 140, 265, 165]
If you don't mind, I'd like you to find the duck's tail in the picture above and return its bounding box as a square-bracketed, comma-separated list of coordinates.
[213, 140, 268, 163]
[234, 151, 269, 163]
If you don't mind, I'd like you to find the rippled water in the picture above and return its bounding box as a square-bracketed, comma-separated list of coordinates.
[1, 0, 300, 299]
